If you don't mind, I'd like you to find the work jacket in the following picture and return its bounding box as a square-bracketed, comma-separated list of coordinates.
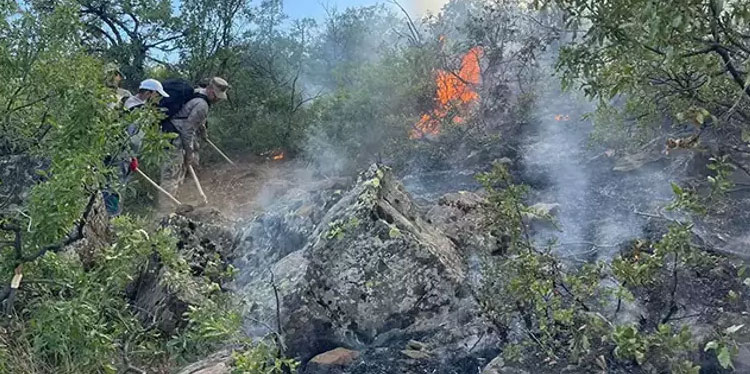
[170, 88, 209, 154]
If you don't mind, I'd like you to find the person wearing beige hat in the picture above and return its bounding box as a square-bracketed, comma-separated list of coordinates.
[104, 63, 132, 110]
[158, 77, 229, 211]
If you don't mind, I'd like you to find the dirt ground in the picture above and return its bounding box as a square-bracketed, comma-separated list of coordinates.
[174, 153, 294, 221]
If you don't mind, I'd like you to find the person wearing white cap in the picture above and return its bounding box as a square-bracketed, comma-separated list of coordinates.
[124, 78, 170, 110]
[103, 78, 171, 216]
[123, 78, 171, 153]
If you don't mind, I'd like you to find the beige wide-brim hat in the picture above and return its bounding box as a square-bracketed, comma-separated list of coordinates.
[209, 77, 230, 100]
[105, 63, 126, 79]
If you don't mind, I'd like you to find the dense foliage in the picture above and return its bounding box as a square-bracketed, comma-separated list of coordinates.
[535, 0, 750, 159]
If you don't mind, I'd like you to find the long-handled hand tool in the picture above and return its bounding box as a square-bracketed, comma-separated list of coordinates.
[187, 165, 208, 205]
[205, 138, 236, 166]
[133, 167, 183, 206]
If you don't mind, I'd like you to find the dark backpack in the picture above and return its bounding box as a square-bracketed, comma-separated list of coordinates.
[158, 79, 209, 133]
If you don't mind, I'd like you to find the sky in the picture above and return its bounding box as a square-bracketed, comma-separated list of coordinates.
[281, 0, 450, 20]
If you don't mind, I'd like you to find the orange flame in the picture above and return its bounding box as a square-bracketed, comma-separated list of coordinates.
[411, 46, 484, 139]
[554, 114, 571, 121]
[272, 151, 285, 160]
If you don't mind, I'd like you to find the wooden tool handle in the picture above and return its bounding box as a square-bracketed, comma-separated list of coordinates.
[206, 138, 236, 166]
[187, 165, 208, 205]
[134, 168, 182, 206]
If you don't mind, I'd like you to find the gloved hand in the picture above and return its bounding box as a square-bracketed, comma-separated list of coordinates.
[129, 157, 139, 172]
[197, 123, 208, 140]
[185, 152, 199, 168]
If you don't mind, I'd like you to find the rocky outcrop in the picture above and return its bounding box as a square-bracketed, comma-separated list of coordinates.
[61, 195, 115, 269]
[425, 191, 492, 252]
[234, 165, 499, 372]
[167, 209, 237, 280]
[126, 209, 238, 335]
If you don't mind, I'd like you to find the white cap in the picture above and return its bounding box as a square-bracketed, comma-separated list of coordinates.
[139, 79, 169, 97]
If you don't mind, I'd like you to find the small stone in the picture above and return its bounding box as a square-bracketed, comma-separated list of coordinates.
[401, 349, 431, 359]
[310, 347, 360, 366]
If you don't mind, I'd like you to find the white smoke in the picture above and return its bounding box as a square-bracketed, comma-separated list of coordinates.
[522, 59, 676, 262]
[407, 0, 450, 15]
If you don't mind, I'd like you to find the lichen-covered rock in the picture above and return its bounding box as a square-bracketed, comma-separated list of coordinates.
[166, 209, 238, 280]
[65, 195, 115, 269]
[234, 165, 499, 372]
[302, 165, 466, 342]
[425, 191, 492, 252]
[126, 210, 238, 335]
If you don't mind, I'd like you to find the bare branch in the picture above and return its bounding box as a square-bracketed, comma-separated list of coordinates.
[389, 0, 422, 45]
[144, 33, 185, 49]
[269, 270, 282, 337]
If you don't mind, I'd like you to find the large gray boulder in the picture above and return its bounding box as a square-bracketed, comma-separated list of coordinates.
[234, 165, 498, 372]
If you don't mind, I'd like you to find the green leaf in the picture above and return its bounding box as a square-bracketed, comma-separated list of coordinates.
[725, 324, 744, 334]
[742, 129, 750, 143]
[711, 0, 724, 16]
[671, 182, 684, 196]
[671, 15, 683, 27]
[634, 350, 646, 365]
[743, 278, 750, 287]
[704, 341, 719, 351]
[696, 112, 705, 125]
[717, 346, 733, 369]
[388, 226, 402, 238]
